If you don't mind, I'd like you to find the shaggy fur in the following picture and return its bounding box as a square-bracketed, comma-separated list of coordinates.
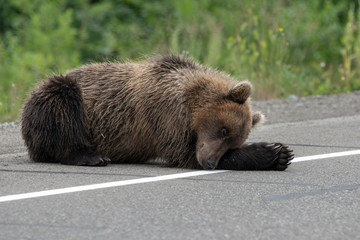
[22, 55, 293, 170]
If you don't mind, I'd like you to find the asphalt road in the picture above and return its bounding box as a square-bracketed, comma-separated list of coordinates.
[0, 93, 360, 240]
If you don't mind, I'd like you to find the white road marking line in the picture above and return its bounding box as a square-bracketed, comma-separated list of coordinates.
[1, 149, 360, 203]
[0, 170, 228, 203]
[292, 149, 360, 163]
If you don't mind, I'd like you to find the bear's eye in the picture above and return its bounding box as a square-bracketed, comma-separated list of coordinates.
[221, 127, 229, 138]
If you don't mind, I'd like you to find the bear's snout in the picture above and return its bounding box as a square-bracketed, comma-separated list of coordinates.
[203, 158, 216, 170]
[197, 141, 226, 170]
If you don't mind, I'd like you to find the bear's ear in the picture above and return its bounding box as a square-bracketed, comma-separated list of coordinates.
[252, 111, 265, 128]
[227, 81, 252, 104]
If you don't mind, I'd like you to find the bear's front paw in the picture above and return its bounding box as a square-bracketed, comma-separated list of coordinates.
[265, 143, 294, 171]
[217, 142, 294, 171]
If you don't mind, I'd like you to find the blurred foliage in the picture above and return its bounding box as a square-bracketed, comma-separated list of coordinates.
[1, 0, 360, 122]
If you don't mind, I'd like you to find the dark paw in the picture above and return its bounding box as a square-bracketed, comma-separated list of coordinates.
[82, 155, 111, 166]
[218, 142, 294, 171]
[78, 155, 111, 166]
[265, 143, 294, 171]
[61, 155, 111, 166]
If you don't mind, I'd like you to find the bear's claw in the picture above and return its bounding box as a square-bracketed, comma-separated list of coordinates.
[269, 143, 294, 170]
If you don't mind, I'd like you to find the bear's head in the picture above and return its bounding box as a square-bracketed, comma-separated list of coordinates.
[192, 81, 264, 169]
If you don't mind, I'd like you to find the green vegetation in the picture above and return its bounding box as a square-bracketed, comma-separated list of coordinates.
[1, 0, 360, 122]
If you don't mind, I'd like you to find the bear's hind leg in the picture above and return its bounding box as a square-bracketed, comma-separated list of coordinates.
[217, 142, 294, 170]
[21, 75, 110, 166]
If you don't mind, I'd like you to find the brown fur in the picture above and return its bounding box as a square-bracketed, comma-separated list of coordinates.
[22, 55, 264, 169]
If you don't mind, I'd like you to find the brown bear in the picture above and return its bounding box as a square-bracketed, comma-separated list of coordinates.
[21, 55, 293, 170]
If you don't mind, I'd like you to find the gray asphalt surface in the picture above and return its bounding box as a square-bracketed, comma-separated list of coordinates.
[0, 93, 360, 240]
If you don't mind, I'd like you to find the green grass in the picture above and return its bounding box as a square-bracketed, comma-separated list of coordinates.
[1, 0, 360, 122]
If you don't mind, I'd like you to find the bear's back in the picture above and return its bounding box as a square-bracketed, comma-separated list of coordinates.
[65, 56, 199, 164]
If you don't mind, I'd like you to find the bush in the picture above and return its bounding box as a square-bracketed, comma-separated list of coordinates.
[0, 0, 359, 122]
[0, 0, 80, 121]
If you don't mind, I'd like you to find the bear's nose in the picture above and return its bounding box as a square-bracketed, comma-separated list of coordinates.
[203, 158, 216, 170]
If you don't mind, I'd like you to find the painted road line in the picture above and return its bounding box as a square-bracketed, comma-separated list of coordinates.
[0, 170, 228, 203]
[292, 149, 360, 163]
[1, 149, 360, 203]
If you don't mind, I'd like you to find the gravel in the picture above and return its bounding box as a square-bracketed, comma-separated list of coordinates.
[0, 121, 20, 130]
[252, 92, 360, 124]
